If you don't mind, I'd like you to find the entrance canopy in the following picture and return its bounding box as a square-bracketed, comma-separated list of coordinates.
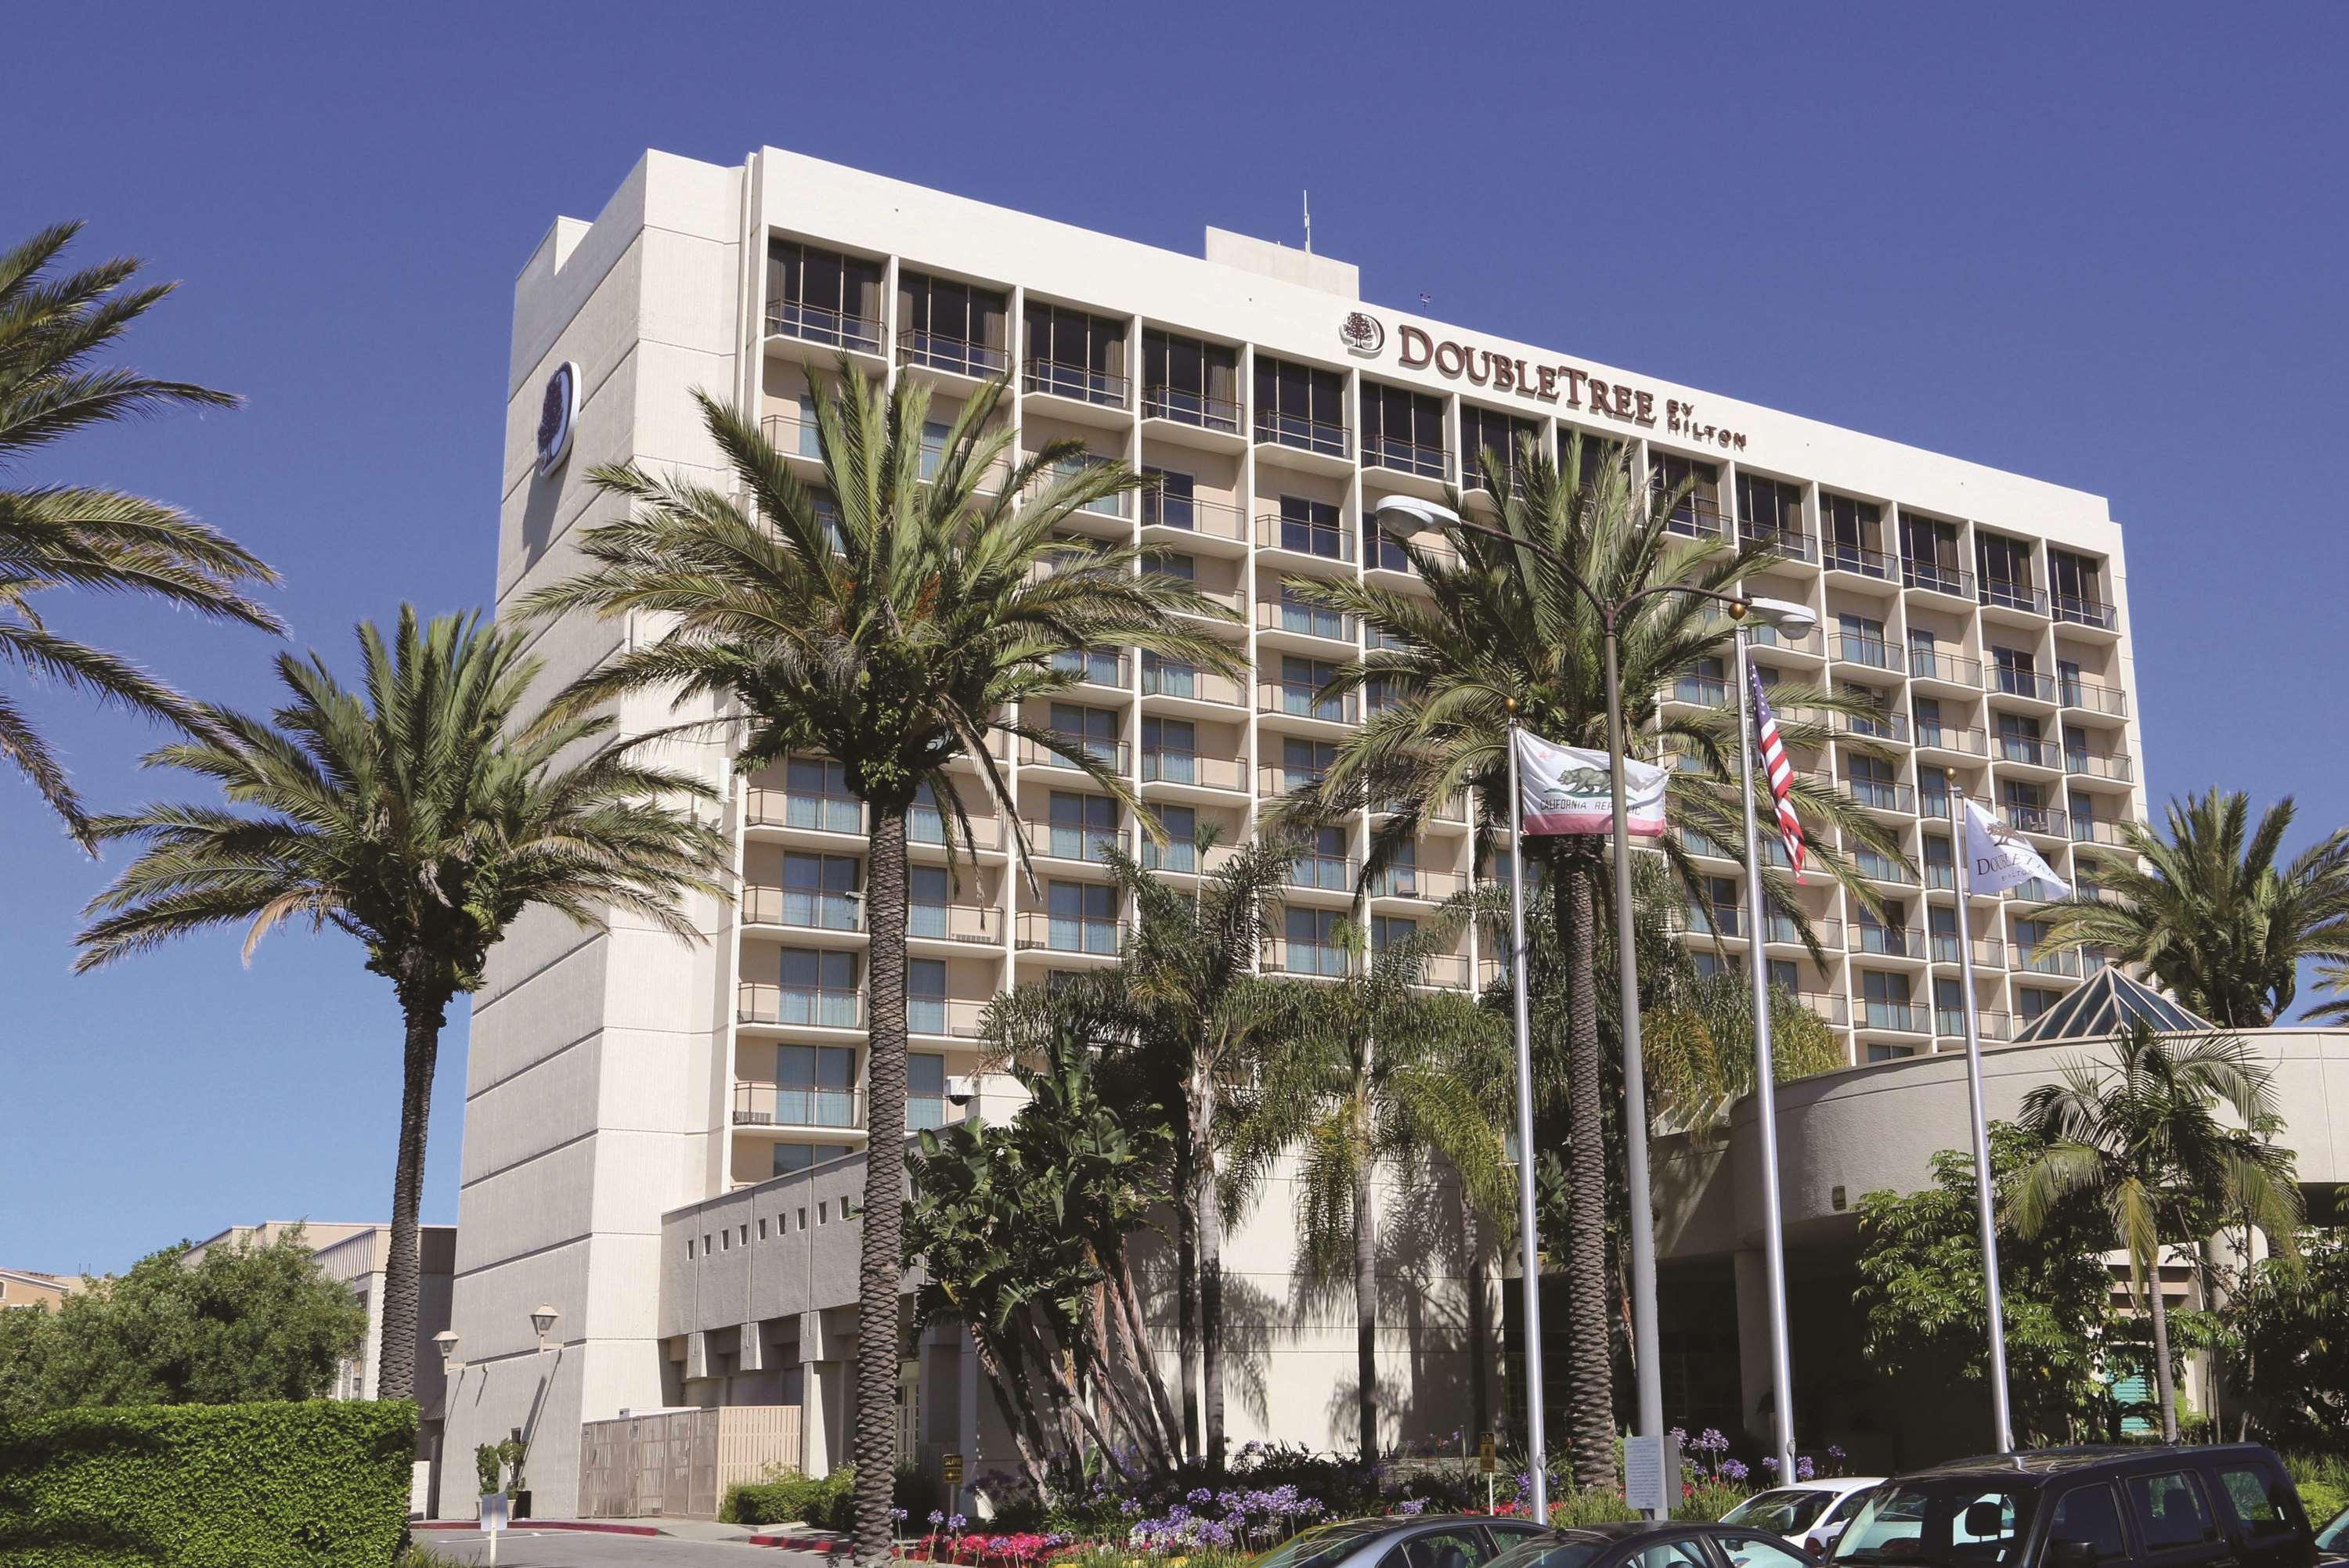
[2012, 966, 2214, 1044]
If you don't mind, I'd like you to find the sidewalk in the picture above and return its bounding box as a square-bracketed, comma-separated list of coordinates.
[415, 1517, 770, 1542]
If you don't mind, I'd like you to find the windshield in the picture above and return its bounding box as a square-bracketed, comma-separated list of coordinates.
[1254, 1523, 1388, 1568]
[1727, 1490, 1838, 1534]
[1487, 1541, 1608, 1568]
[1833, 1480, 2036, 1568]
[2316, 1507, 2349, 1552]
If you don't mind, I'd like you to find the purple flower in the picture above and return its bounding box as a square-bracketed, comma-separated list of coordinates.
[929, 1512, 946, 1527]
[949, 1514, 969, 1533]
[1395, 1500, 1428, 1516]
[1722, 1458, 1750, 1483]
[1796, 1455, 1817, 1482]
[1119, 1499, 1142, 1517]
[890, 1509, 908, 1523]
[1761, 1458, 1779, 1476]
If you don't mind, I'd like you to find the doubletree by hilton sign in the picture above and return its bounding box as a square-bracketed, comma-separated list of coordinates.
[1340, 312, 1749, 452]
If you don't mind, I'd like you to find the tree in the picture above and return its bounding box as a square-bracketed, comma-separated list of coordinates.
[2040, 789, 2349, 1028]
[1221, 916, 1513, 1462]
[1, 222, 283, 845]
[0, 1228, 365, 1421]
[2011, 1021, 2303, 1441]
[74, 608, 730, 1404]
[1853, 1123, 2124, 1446]
[2234, 1229, 2349, 1442]
[521, 364, 1243, 1566]
[1285, 436, 1903, 1485]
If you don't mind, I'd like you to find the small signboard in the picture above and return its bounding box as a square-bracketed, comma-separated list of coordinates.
[1622, 1433, 1681, 1516]
[942, 1452, 965, 1489]
[479, 1492, 510, 1533]
[1478, 1433, 1497, 1475]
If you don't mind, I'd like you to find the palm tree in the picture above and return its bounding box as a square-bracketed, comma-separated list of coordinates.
[1221, 915, 1514, 1463]
[74, 607, 731, 1402]
[519, 363, 1243, 1566]
[2040, 789, 2349, 1027]
[1283, 434, 1903, 1487]
[2, 222, 282, 845]
[2010, 1020, 2302, 1441]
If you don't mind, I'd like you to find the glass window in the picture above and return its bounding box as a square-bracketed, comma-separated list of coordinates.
[1460, 406, 1540, 487]
[1715, 1536, 1817, 1568]
[1651, 452, 1722, 535]
[1254, 356, 1346, 453]
[2046, 1485, 2129, 1563]
[766, 240, 883, 348]
[1727, 1489, 1842, 1535]
[1833, 1481, 2033, 1568]
[1145, 805, 1199, 873]
[2127, 1471, 2214, 1553]
[1824, 492, 1884, 572]
[1738, 473, 1804, 542]
[1377, 1527, 1488, 1568]
[1142, 466, 1198, 529]
[897, 271, 1008, 374]
[2214, 1462, 2294, 1537]
[1284, 906, 1347, 975]
[1361, 382, 1448, 477]
[1048, 790, 1119, 862]
[1278, 495, 1346, 560]
[1141, 329, 1239, 430]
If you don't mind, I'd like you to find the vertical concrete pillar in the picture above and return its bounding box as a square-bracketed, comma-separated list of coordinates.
[799, 1310, 835, 1475]
[1732, 1250, 1773, 1444]
[958, 1329, 981, 1515]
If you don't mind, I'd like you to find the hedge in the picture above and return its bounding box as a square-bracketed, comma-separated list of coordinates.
[0, 1399, 417, 1567]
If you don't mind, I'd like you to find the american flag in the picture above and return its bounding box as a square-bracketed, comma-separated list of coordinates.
[1749, 665, 1806, 880]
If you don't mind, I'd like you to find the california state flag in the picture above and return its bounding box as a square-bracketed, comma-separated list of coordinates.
[1516, 730, 1667, 838]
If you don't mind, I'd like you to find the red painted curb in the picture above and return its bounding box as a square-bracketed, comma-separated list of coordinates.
[749, 1532, 845, 1550]
[413, 1519, 662, 1537]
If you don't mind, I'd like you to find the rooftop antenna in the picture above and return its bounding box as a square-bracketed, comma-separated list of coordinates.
[1302, 190, 1312, 254]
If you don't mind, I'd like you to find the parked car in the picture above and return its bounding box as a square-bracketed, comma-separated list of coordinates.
[1828, 1444, 2315, 1568]
[2309, 1503, 2347, 1563]
[1485, 1519, 1825, 1568]
[1720, 1480, 1888, 1552]
[1252, 1515, 1560, 1568]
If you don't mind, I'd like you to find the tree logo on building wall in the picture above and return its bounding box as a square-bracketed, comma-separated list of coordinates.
[536, 360, 579, 478]
[1338, 312, 1385, 357]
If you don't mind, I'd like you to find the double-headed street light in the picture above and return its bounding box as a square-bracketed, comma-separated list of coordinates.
[1374, 495, 1814, 1506]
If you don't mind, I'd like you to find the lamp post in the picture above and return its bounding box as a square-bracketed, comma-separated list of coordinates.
[433, 1329, 461, 1377]
[1375, 496, 1807, 1505]
[530, 1305, 561, 1357]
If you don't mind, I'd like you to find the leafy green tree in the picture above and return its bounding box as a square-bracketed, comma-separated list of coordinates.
[74, 609, 731, 1403]
[1854, 1123, 2124, 1446]
[0, 1229, 364, 1420]
[2234, 1229, 2349, 1441]
[2040, 789, 2349, 1028]
[1283, 435, 1903, 1486]
[526, 364, 1243, 1565]
[1, 222, 283, 845]
[2012, 1022, 2303, 1440]
[1221, 916, 1513, 1462]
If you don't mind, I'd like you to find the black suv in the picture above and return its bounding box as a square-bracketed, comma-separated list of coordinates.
[1831, 1445, 2315, 1568]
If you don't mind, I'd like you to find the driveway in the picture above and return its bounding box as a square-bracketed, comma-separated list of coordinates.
[418, 1529, 835, 1568]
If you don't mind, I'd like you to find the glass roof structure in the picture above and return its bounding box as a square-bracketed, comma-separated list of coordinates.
[2012, 967, 2214, 1044]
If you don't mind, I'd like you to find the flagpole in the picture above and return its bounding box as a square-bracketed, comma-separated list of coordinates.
[1732, 627, 1797, 1482]
[1947, 769, 2015, 1452]
[1505, 707, 1549, 1521]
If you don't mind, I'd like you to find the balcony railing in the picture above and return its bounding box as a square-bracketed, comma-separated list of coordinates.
[1831, 635, 1899, 671]
[759, 409, 825, 462]
[1762, 914, 1844, 950]
[1409, 951, 1474, 989]
[1260, 764, 1326, 799]
[1369, 865, 1468, 902]
[1262, 935, 1355, 979]
[908, 996, 989, 1039]
[2003, 804, 2070, 838]
[1141, 490, 1247, 540]
[1901, 560, 1976, 599]
[1847, 778, 1916, 813]
[1831, 710, 1911, 744]
[1936, 1008, 2013, 1042]
[2070, 815, 2134, 847]
[897, 328, 1009, 378]
[1016, 910, 1127, 955]
[766, 297, 883, 355]
[1685, 903, 1743, 939]
[907, 903, 1001, 944]
[1997, 735, 2062, 769]
[1990, 667, 2059, 702]
[1372, 792, 1469, 825]
[1142, 386, 1241, 434]
[1255, 513, 1357, 564]
[1023, 360, 1129, 408]
[1285, 852, 1359, 894]
[2014, 943, 2083, 978]
[1142, 838, 1239, 877]
[742, 884, 865, 932]
[733, 1082, 864, 1129]
[1256, 599, 1359, 643]
[1142, 749, 1249, 791]
[1914, 724, 1988, 757]
[2066, 751, 2135, 782]
[1254, 411, 1351, 459]
[1040, 824, 1131, 866]
[2061, 677, 2129, 717]
[737, 982, 863, 1029]
[1853, 923, 1926, 958]
[1458, 453, 1529, 493]
[1257, 680, 1359, 724]
[746, 787, 861, 834]
[2053, 593, 2118, 630]
[1908, 647, 1983, 687]
[1925, 863, 1957, 889]
[1656, 495, 1727, 541]
[1858, 1000, 1932, 1034]
[1980, 579, 2049, 616]
[1050, 648, 1130, 690]
[1742, 525, 1818, 564]
[1019, 736, 1129, 774]
[1140, 662, 1245, 707]
[1364, 528, 1462, 576]
[1824, 542, 1896, 579]
[1672, 676, 1729, 706]
[1363, 434, 1453, 481]
[1929, 935, 2007, 968]
[1793, 992, 1849, 1026]
[910, 808, 1006, 852]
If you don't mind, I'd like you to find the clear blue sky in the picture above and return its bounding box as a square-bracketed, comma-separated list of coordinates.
[6, 2, 2346, 1275]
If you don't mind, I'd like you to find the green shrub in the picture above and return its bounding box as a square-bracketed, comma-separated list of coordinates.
[1678, 1481, 1752, 1523]
[722, 1463, 857, 1529]
[2297, 1482, 2344, 1525]
[0, 1399, 415, 1568]
[1550, 1488, 1640, 1527]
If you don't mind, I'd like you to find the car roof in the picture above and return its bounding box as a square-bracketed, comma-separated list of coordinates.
[1756, 1478, 1885, 1494]
[1899, 1444, 2280, 1483]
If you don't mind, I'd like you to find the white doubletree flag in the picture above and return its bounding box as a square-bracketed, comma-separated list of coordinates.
[1516, 730, 1667, 838]
[1962, 798, 2072, 897]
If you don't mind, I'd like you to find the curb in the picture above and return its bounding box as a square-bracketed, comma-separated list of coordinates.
[749, 1532, 844, 1550]
[413, 1519, 662, 1537]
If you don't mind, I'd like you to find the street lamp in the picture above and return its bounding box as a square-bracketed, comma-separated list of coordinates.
[433, 1329, 461, 1375]
[530, 1305, 560, 1356]
[1376, 495, 1808, 1508]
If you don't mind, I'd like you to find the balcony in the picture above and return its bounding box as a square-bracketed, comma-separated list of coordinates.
[1671, 675, 1729, 706]
[1142, 838, 1239, 878]
[2003, 803, 2071, 838]
[765, 297, 883, 355]
[2070, 815, 2135, 847]
[1853, 923, 1926, 959]
[1830, 634, 1900, 672]
[1996, 735, 2062, 769]
[1901, 560, 1976, 600]
[1792, 992, 1849, 1027]
[1459, 454, 1530, 494]
[1857, 1000, 1932, 1034]
[1259, 764, 1326, 800]
[1908, 647, 1983, 688]
[742, 884, 864, 932]
[908, 996, 990, 1039]
[1662, 495, 1730, 541]
[1050, 648, 1130, 690]
[1139, 662, 1245, 708]
[1929, 935, 2007, 968]
[1684, 903, 1744, 939]
[2015, 943, 2084, 979]
[1142, 386, 1242, 436]
[1257, 680, 1358, 726]
[1362, 434, 1453, 482]
[733, 1082, 864, 1130]
[1914, 724, 1988, 759]
[1742, 525, 1819, 565]
[897, 328, 1008, 380]
[1936, 1009, 2013, 1043]
[1016, 910, 1126, 956]
[1369, 865, 1469, 902]
[746, 786, 861, 835]
[2066, 751, 2135, 783]
[737, 981, 863, 1029]
[1254, 410, 1351, 460]
[2054, 593, 2118, 631]
[1255, 512, 1357, 566]
[910, 808, 1006, 853]
[1038, 824, 1131, 867]
[759, 409, 825, 463]
[1831, 711, 1911, 744]
[1373, 792, 1470, 827]
[1285, 851, 1359, 896]
[1141, 489, 1247, 542]
[2061, 677, 2129, 718]
[1018, 736, 1130, 775]
[907, 902, 1001, 945]
[1846, 778, 1917, 815]
[1824, 542, 1896, 581]
[1262, 935, 1355, 979]
[1409, 951, 1474, 989]
[1141, 749, 1249, 792]
[1256, 598, 1359, 646]
[1989, 667, 2059, 703]
[1980, 579, 2049, 617]
[1763, 914, 1844, 950]
[1023, 359, 1129, 409]
[1364, 529, 1462, 578]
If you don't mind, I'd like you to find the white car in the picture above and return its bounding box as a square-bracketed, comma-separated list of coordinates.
[1718, 1477, 1887, 1554]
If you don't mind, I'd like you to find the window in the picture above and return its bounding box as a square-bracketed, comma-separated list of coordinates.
[1052, 643, 1123, 687]
[1361, 381, 1448, 477]
[686, 1239, 695, 1260]
[1283, 906, 1348, 976]
[1836, 1482, 2034, 1568]
[908, 1051, 950, 1131]
[2046, 1484, 2129, 1563]
[1141, 467, 1196, 529]
[1277, 495, 1346, 561]
[774, 1142, 850, 1177]
[1695, 874, 1740, 936]
[2019, 985, 2060, 1021]
[2127, 1469, 2214, 1553]
[1676, 654, 1727, 705]
[1713, 1536, 1813, 1568]
[2050, 549, 2109, 624]
[1142, 716, 1197, 784]
[1921, 770, 1951, 821]
[918, 418, 952, 482]
[1626, 1540, 1715, 1568]
[1025, 302, 1125, 403]
[1862, 970, 1914, 1028]
[785, 756, 858, 834]
[1280, 654, 1347, 720]
[908, 957, 948, 1034]
[1992, 646, 2044, 699]
[1925, 835, 1955, 888]
[766, 240, 882, 350]
[1048, 790, 1120, 863]
[1377, 1528, 1492, 1568]
[2214, 1461, 2296, 1538]
[1838, 611, 1891, 669]
[778, 947, 859, 1027]
[908, 865, 952, 939]
[1978, 532, 2037, 609]
[781, 851, 860, 929]
[758, 1218, 767, 1240]
[1048, 702, 1120, 765]
[1738, 473, 1805, 547]
[1460, 406, 1539, 488]
[1767, 958, 1800, 992]
[1283, 736, 1337, 788]
[1141, 329, 1239, 431]
[778, 1044, 857, 1126]
[1277, 581, 1351, 643]
[1823, 492, 1885, 574]
[897, 270, 1008, 375]
[1254, 356, 1347, 454]
[1291, 825, 1350, 891]
[1901, 512, 1965, 590]
[1651, 452, 1722, 536]
[1370, 914, 1416, 953]
[1997, 711, 2047, 764]
[1047, 879, 1119, 953]
[1144, 804, 1199, 873]
[1867, 1043, 1914, 1062]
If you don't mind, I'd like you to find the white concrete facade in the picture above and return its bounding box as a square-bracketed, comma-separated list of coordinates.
[452, 145, 2149, 1516]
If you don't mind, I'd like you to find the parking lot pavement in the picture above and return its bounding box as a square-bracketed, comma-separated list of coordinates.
[418, 1529, 835, 1568]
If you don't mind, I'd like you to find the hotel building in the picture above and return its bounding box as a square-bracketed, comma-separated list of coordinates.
[450, 147, 2155, 1516]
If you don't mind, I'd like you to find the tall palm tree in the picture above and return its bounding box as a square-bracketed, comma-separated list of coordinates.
[2010, 1020, 2302, 1441]
[1284, 434, 1903, 1486]
[2040, 789, 2349, 1027]
[2, 222, 281, 845]
[1222, 915, 1513, 1463]
[74, 607, 731, 1402]
[519, 364, 1243, 1566]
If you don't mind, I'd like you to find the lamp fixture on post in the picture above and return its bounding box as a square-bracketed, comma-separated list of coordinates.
[530, 1305, 560, 1357]
[432, 1328, 461, 1375]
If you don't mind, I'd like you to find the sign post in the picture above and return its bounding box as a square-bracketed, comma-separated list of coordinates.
[479, 1491, 509, 1566]
[1479, 1432, 1496, 1516]
[1622, 1433, 1681, 1518]
[943, 1451, 965, 1516]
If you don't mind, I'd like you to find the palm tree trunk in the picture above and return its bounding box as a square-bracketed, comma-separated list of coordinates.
[2145, 1252, 2179, 1443]
[377, 979, 447, 1403]
[1196, 1083, 1226, 1465]
[1174, 1123, 1201, 1460]
[853, 806, 910, 1568]
[1560, 863, 1616, 1491]
[1463, 1187, 1492, 1446]
[1355, 1162, 1380, 1463]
